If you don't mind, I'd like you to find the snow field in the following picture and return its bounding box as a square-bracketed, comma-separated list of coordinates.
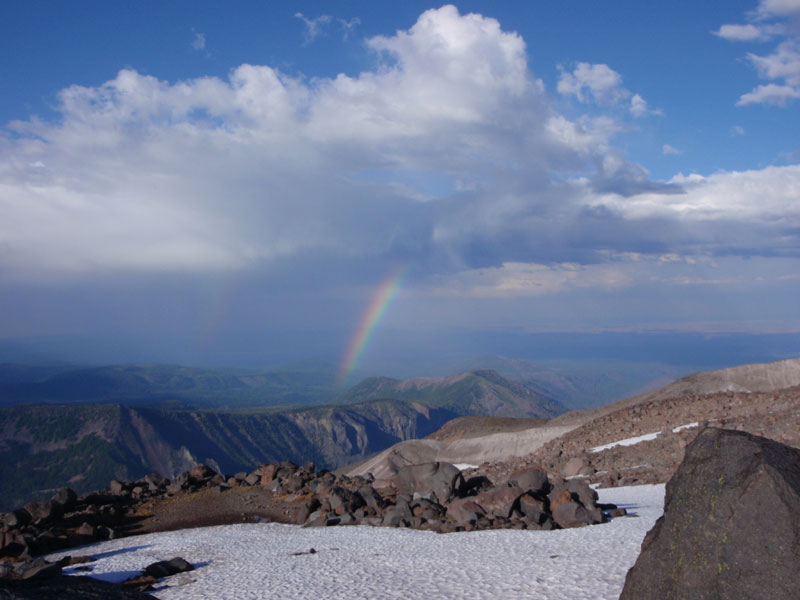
[49, 484, 664, 600]
[590, 422, 700, 453]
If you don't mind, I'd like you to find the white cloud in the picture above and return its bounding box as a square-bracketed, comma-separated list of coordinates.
[757, 0, 800, 18]
[191, 30, 206, 51]
[629, 94, 651, 117]
[662, 144, 681, 155]
[295, 13, 360, 44]
[294, 12, 333, 44]
[730, 124, 746, 136]
[585, 164, 800, 225]
[1, 4, 797, 297]
[718, 3, 800, 106]
[713, 24, 767, 41]
[558, 63, 656, 118]
[557, 62, 627, 103]
[737, 82, 800, 104]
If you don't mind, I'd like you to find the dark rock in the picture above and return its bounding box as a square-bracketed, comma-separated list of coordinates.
[0, 574, 155, 598]
[445, 498, 486, 525]
[461, 475, 492, 496]
[620, 428, 800, 600]
[0, 541, 29, 561]
[471, 486, 524, 519]
[327, 487, 364, 516]
[382, 500, 412, 528]
[142, 473, 166, 491]
[357, 485, 384, 515]
[50, 489, 77, 512]
[507, 468, 550, 495]
[142, 556, 194, 579]
[75, 523, 95, 538]
[548, 479, 603, 524]
[190, 464, 216, 480]
[394, 462, 465, 505]
[18, 560, 61, 581]
[3, 510, 31, 529]
[22, 502, 61, 525]
[517, 492, 548, 524]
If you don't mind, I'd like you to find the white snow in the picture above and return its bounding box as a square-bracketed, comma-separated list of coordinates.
[48, 484, 664, 600]
[672, 422, 698, 433]
[453, 463, 479, 471]
[590, 432, 659, 453]
[591, 422, 700, 453]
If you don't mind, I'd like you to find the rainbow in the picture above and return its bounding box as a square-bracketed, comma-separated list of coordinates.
[339, 268, 406, 384]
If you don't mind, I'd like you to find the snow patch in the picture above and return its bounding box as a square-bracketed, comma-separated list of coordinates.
[453, 463, 479, 471]
[672, 422, 698, 433]
[48, 485, 665, 600]
[591, 432, 659, 453]
[591, 422, 701, 453]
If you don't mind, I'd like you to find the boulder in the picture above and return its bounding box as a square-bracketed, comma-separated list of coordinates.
[620, 428, 800, 600]
[507, 468, 550, 495]
[260, 464, 277, 484]
[394, 462, 465, 505]
[471, 486, 524, 519]
[357, 485, 384, 515]
[381, 500, 412, 528]
[50, 488, 77, 511]
[445, 498, 486, 526]
[142, 557, 194, 579]
[517, 492, 548, 525]
[23, 501, 62, 525]
[549, 489, 595, 529]
[190, 464, 216, 480]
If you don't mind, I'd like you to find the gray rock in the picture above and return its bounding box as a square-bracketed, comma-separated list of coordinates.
[507, 468, 550, 495]
[382, 500, 412, 528]
[394, 462, 465, 505]
[620, 428, 800, 600]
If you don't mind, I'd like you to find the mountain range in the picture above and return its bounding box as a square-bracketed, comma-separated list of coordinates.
[0, 368, 562, 511]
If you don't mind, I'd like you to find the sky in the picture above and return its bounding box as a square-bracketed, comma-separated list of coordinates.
[1, 1, 800, 373]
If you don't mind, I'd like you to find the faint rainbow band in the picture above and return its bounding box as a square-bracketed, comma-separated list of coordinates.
[338, 267, 407, 384]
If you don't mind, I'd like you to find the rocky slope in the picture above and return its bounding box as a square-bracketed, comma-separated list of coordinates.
[341, 357, 800, 490]
[474, 358, 800, 487]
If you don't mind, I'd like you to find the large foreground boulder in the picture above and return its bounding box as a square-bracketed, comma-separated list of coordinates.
[620, 427, 800, 600]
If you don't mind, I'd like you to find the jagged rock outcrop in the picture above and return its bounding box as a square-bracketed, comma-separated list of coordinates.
[620, 428, 800, 600]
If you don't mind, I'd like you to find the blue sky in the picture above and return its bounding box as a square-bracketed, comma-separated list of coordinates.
[1, 1, 800, 372]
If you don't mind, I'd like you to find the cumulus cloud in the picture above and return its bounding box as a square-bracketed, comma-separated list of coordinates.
[662, 144, 681, 155]
[713, 24, 768, 41]
[1, 4, 797, 305]
[558, 63, 657, 118]
[717, 1, 800, 105]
